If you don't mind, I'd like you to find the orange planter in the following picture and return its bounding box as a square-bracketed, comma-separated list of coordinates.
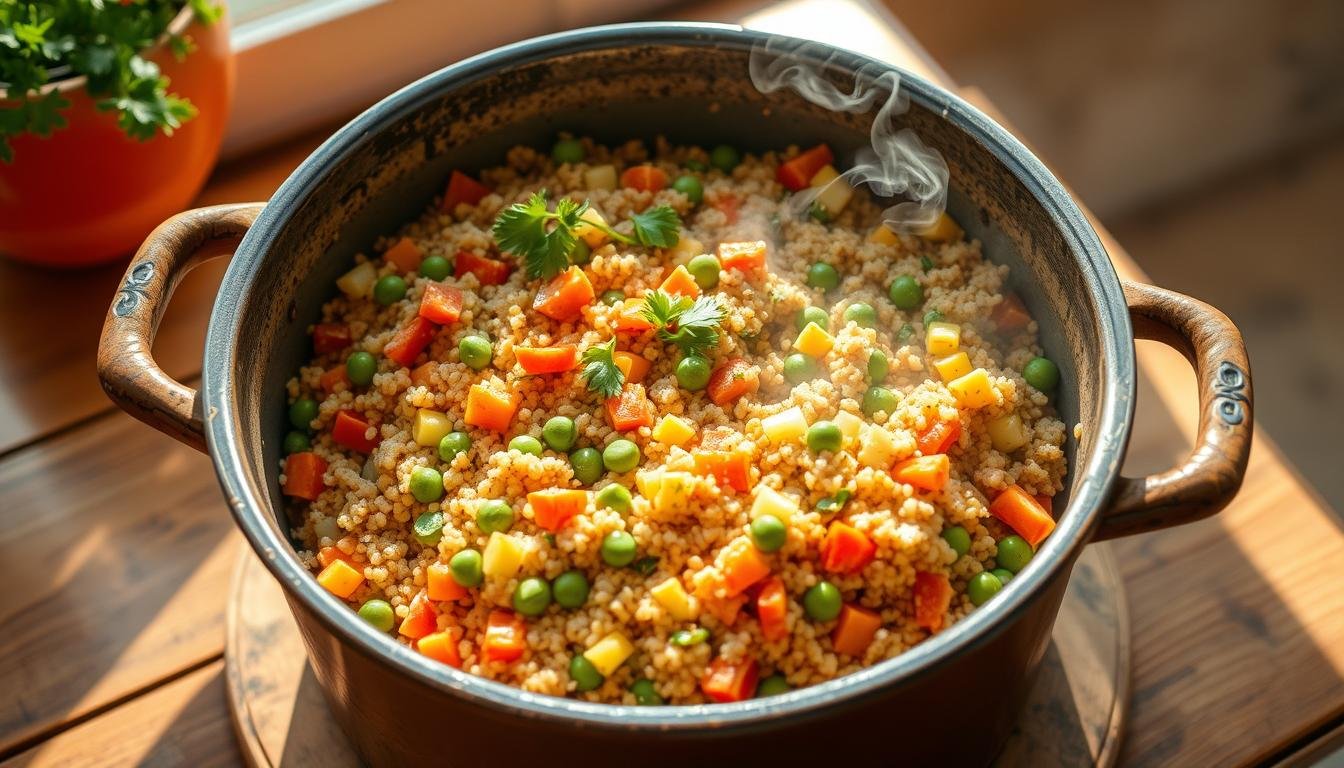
[0, 7, 233, 268]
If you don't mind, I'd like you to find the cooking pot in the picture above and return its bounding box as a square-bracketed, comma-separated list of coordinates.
[97, 23, 1252, 766]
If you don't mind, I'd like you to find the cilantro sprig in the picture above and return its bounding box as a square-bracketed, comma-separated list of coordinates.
[492, 190, 681, 280]
[641, 289, 726, 360]
[580, 337, 625, 398]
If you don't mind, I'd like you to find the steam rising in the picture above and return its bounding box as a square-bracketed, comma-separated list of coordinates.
[749, 38, 948, 231]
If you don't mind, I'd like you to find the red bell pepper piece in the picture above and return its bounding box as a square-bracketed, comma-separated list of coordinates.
[282, 452, 327, 500]
[701, 656, 759, 703]
[398, 590, 437, 639]
[913, 571, 952, 632]
[482, 609, 527, 663]
[442, 170, 490, 211]
[312, 322, 351, 355]
[777, 144, 834, 191]
[454, 250, 512, 286]
[605, 383, 655, 432]
[418, 282, 464, 325]
[332, 410, 378, 453]
[820, 521, 877, 574]
[384, 316, 437, 368]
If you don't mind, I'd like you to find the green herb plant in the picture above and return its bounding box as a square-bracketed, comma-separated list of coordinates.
[641, 289, 726, 361]
[580, 337, 625, 399]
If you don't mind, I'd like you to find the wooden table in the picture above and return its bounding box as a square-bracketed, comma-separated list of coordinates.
[2, 1, 1341, 765]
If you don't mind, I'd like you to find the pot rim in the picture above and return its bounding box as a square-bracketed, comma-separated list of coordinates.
[204, 22, 1134, 729]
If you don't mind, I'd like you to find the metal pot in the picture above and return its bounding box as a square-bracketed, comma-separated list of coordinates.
[98, 23, 1252, 767]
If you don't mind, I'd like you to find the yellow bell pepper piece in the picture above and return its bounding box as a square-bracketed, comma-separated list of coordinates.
[651, 577, 699, 621]
[988, 413, 1031, 452]
[794, 323, 835, 358]
[412, 408, 453, 448]
[317, 559, 363, 598]
[916, 212, 963, 243]
[583, 631, 635, 676]
[949, 368, 998, 409]
[932, 351, 972, 383]
[868, 224, 900, 246]
[750, 486, 798, 525]
[651, 414, 696, 446]
[482, 532, 524, 579]
[925, 321, 962, 357]
[761, 406, 808, 444]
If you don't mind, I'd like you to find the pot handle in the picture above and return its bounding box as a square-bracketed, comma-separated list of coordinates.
[1093, 280, 1253, 540]
[98, 203, 265, 453]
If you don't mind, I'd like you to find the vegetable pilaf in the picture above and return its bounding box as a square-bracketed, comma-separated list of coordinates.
[282, 137, 1067, 704]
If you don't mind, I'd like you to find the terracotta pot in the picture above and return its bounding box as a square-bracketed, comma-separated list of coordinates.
[0, 6, 233, 268]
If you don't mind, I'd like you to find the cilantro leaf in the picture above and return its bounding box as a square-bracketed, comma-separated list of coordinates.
[580, 337, 625, 399]
[641, 290, 725, 360]
[491, 190, 581, 280]
[629, 205, 681, 248]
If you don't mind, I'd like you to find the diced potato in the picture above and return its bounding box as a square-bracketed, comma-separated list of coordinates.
[833, 411, 864, 444]
[949, 368, 999, 409]
[583, 631, 635, 676]
[336, 262, 377, 299]
[794, 323, 835, 358]
[925, 322, 962, 357]
[316, 559, 363, 598]
[761, 406, 808, 444]
[665, 236, 705, 265]
[916, 212, 964, 243]
[584, 164, 618, 192]
[635, 468, 664, 499]
[932, 351, 972, 382]
[988, 413, 1031, 453]
[651, 577, 699, 621]
[857, 424, 899, 469]
[654, 471, 694, 513]
[651, 414, 696, 446]
[868, 224, 900, 246]
[412, 408, 452, 448]
[573, 207, 610, 247]
[809, 165, 853, 216]
[482, 532, 524, 579]
[750, 486, 799, 525]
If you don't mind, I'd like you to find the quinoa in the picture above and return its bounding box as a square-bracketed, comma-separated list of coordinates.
[282, 137, 1068, 704]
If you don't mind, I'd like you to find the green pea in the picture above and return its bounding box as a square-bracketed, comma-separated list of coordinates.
[686, 253, 721, 289]
[675, 356, 712, 391]
[288, 397, 318, 431]
[418, 254, 451, 281]
[795, 306, 829, 331]
[458, 335, 492, 370]
[552, 570, 590, 609]
[843, 302, 877, 328]
[283, 431, 310, 455]
[409, 466, 444, 503]
[867, 350, 889, 384]
[685, 158, 708, 172]
[630, 678, 664, 705]
[595, 484, 633, 514]
[602, 439, 640, 473]
[569, 239, 592, 266]
[357, 599, 395, 632]
[756, 674, 791, 697]
[476, 500, 514, 534]
[996, 535, 1034, 573]
[805, 421, 843, 454]
[923, 309, 945, 326]
[1023, 356, 1060, 392]
[887, 275, 923, 310]
[373, 274, 407, 306]
[991, 568, 1015, 584]
[539, 416, 576, 452]
[808, 201, 831, 224]
[449, 549, 483, 587]
[346, 350, 377, 387]
[804, 581, 842, 621]
[672, 175, 704, 205]
[438, 431, 471, 462]
[552, 137, 585, 164]
[967, 571, 1003, 606]
[806, 262, 840, 290]
[570, 447, 604, 485]
[600, 530, 637, 567]
[941, 526, 971, 558]
[569, 654, 604, 692]
[508, 435, 543, 457]
[750, 514, 788, 553]
[861, 386, 899, 417]
[413, 511, 444, 546]
[783, 353, 818, 385]
[513, 576, 552, 616]
[600, 289, 625, 307]
[709, 144, 740, 172]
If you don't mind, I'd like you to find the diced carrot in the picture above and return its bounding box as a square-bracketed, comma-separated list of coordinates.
[427, 562, 469, 602]
[482, 609, 527, 663]
[605, 383, 655, 432]
[332, 410, 378, 453]
[398, 591, 437, 639]
[533, 265, 595, 321]
[891, 454, 951, 492]
[620, 164, 669, 192]
[384, 316, 437, 368]
[717, 240, 767, 272]
[454, 250, 512, 286]
[692, 450, 751, 493]
[1034, 493, 1055, 515]
[712, 195, 739, 224]
[917, 418, 961, 455]
[528, 488, 588, 532]
[777, 144, 835, 191]
[410, 362, 437, 387]
[383, 236, 423, 273]
[913, 571, 952, 632]
[516, 345, 579, 375]
[417, 629, 463, 668]
[721, 538, 771, 596]
[990, 293, 1031, 333]
[707, 358, 759, 406]
[658, 264, 701, 299]
[283, 451, 327, 500]
[990, 485, 1056, 547]
[832, 603, 882, 656]
[419, 282, 464, 325]
[312, 322, 351, 355]
[319, 365, 349, 394]
[464, 383, 520, 433]
[613, 351, 651, 383]
[317, 546, 353, 568]
[442, 170, 491, 211]
[614, 297, 654, 333]
[821, 521, 876, 574]
[316, 559, 363, 599]
[701, 656, 759, 703]
[756, 576, 789, 642]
